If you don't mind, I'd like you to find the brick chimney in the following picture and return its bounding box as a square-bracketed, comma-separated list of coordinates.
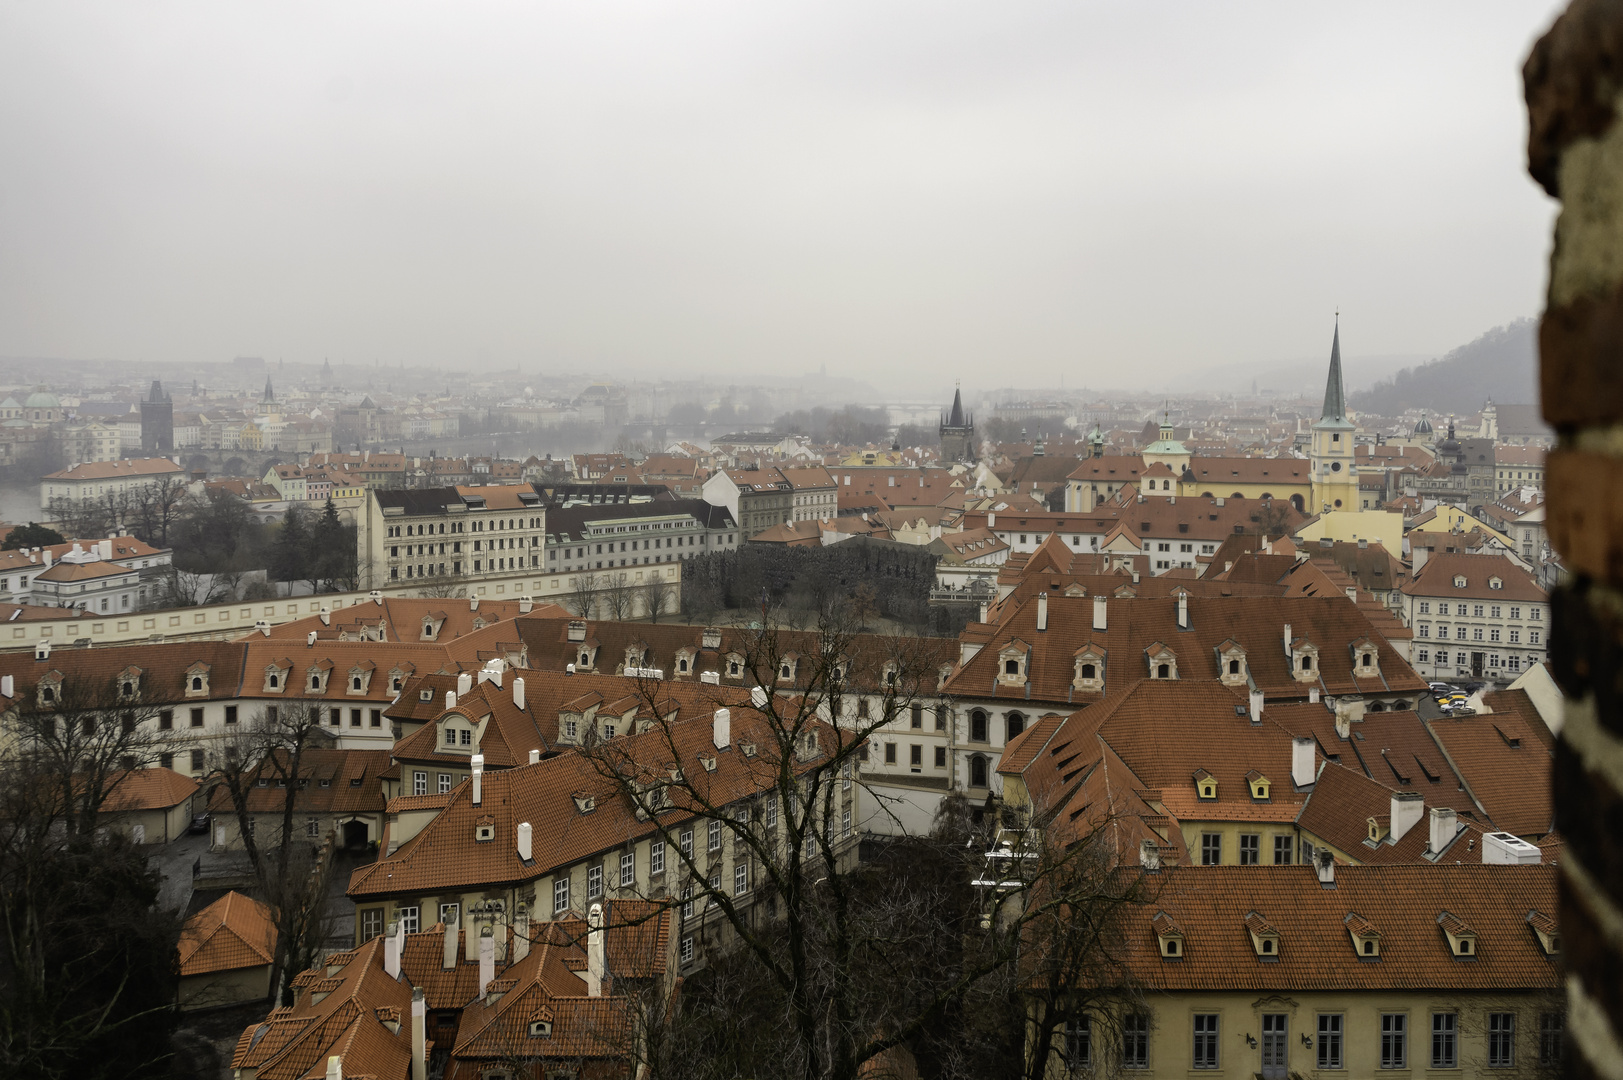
[410, 987, 426, 1080]
[1427, 807, 1458, 856]
[586, 902, 605, 997]
[1391, 792, 1424, 843]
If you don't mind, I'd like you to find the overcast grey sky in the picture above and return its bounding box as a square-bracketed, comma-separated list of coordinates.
[0, 2, 1564, 386]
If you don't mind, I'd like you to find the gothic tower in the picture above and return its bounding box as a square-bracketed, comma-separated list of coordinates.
[939, 386, 976, 464]
[1309, 318, 1359, 514]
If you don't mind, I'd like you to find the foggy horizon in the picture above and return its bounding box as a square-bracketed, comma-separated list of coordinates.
[0, 3, 1564, 387]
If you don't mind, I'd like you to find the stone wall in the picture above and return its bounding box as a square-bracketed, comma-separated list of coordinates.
[1525, 3, 1623, 1074]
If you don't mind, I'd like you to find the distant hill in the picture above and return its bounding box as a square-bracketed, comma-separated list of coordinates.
[1349, 318, 1537, 416]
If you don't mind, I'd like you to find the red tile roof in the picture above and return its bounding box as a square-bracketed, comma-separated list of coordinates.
[178, 891, 277, 977]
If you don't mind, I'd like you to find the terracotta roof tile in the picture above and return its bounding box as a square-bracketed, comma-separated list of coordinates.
[178, 891, 277, 976]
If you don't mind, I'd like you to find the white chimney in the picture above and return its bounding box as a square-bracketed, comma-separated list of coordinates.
[713, 707, 731, 750]
[517, 821, 532, 862]
[987, 511, 996, 528]
[410, 987, 427, 1080]
[0, 675, 12, 698]
[528, 748, 540, 765]
[306, 631, 317, 647]
[1390, 792, 1424, 843]
[471, 754, 484, 805]
[469, 596, 479, 611]
[1291, 736, 1315, 788]
[384, 920, 401, 977]
[327, 1055, 343, 1080]
[1482, 831, 1542, 865]
[370, 590, 383, 604]
[1092, 595, 1107, 632]
[1176, 593, 1188, 629]
[1428, 807, 1458, 856]
[512, 677, 525, 709]
[478, 926, 495, 997]
[1309, 687, 1320, 704]
[98, 539, 112, 560]
[457, 672, 472, 698]
[255, 619, 271, 636]
[1315, 848, 1336, 888]
[750, 686, 768, 707]
[41, 550, 51, 568]
[1282, 622, 1292, 656]
[1036, 592, 1049, 631]
[585, 903, 605, 997]
[442, 907, 459, 969]
[319, 606, 331, 626]
[445, 689, 456, 710]
[518, 594, 534, 613]
[1249, 690, 1264, 724]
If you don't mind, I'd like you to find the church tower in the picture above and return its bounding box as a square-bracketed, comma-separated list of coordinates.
[939, 385, 976, 463]
[1310, 318, 1359, 513]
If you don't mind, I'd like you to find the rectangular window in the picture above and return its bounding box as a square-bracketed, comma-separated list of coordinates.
[1066, 1016, 1091, 1068]
[371, 708, 382, 728]
[224, 705, 238, 725]
[620, 851, 636, 888]
[398, 905, 419, 934]
[1539, 1013, 1563, 1067]
[360, 907, 383, 939]
[330, 708, 341, 726]
[413, 771, 428, 796]
[1239, 833, 1260, 865]
[910, 703, 922, 728]
[190, 748, 205, 771]
[159, 709, 173, 730]
[1274, 835, 1293, 865]
[680, 934, 694, 963]
[553, 877, 569, 915]
[935, 746, 947, 768]
[1419, 601, 1430, 613]
[651, 839, 665, 876]
[1381, 1014, 1407, 1069]
[734, 862, 749, 895]
[681, 885, 694, 920]
[587, 864, 603, 900]
[884, 742, 896, 764]
[189, 707, 204, 728]
[935, 704, 947, 731]
[1122, 1014, 1149, 1070]
[909, 744, 922, 768]
[350, 708, 363, 727]
[1201, 833, 1221, 865]
[707, 819, 722, 852]
[1192, 1014, 1219, 1069]
[765, 795, 778, 829]
[681, 828, 694, 860]
[1431, 1013, 1456, 1068]
[1488, 1013, 1515, 1068]
[438, 773, 451, 794]
[440, 902, 459, 927]
[1317, 1014, 1343, 1069]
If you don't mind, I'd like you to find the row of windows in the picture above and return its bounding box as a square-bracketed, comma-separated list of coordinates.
[1415, 650, 1539, 671]
[1063, 1010, 1561, 1071]
[1199, 832, 1296, 865]
[1416, 601, 1541, 619]
[1417, 625, 1540, 644]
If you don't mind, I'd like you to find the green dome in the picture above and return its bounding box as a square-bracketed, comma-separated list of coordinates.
[23, 390, 59, 409]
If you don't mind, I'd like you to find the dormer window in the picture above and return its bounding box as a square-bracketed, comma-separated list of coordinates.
[1246, 771, 1270, 801]
[1438, 912, 1478, 958]
[1245, 912, 1280, 959]
[572, 792, 595, 814]
[778, 655, 798, 683]
[1145, 642, 1177, 680]
[1193, 769, 1216, 801]
[528, 1019, 552, 1038]
[1072, 645, 1106, 692]
[1152, 912, 1184, 958]
[1345, 913, 1381, 959]
[1453, 575, 1467, 588]
[1489, 576, 1503, 590]
[997, 642, 1029, 686]
[268, 674, 279, 688]
[1290, 640, 1320, 683]
[474, 816, 496, 842]
[185, 663, 211, 697]
[726, 654, 743, 679]
[1527, 910, 1559, 956]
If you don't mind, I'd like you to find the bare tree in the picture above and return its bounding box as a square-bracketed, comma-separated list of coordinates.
[642, 573, 674, 623]
[600, 570, 635, 621]
[566, 572, 600, 618]
[129, 474, 190, 547]
[413, 572, 467, 600]
[206, 706, 339, 1004]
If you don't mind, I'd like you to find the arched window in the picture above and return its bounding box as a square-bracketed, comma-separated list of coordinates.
[970, 755, 988, 788]
[1006, 713, 1025, 741]
[1004, 658, 1019, 676]
[1228, 659, 1240, 675]
[191, 676, 203, 691]
[1157, 664, 1170, 679]
[970, 710, 988, 743]
[1301, 656, 1313, 671]
[1291, 494, 1305, 512]
[351, 676, 362, 691]
[268, 673, 279, 688]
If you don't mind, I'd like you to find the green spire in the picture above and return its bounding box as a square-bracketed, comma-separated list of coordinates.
[1320, 316, 1347, 424]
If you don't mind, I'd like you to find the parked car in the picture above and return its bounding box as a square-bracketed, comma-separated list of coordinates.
[186, 813, 210, 836]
